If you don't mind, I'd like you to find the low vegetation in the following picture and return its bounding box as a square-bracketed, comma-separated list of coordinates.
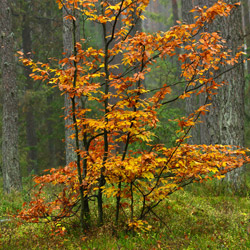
[1, 174, 250, 250]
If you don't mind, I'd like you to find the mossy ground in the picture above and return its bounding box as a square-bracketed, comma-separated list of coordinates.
[0, 174, 250, 250]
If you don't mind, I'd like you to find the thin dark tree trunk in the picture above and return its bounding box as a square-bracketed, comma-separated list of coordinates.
[101, 0, 129, 225]
[62, 3, 90, 230]
[0, 0, 22, 193]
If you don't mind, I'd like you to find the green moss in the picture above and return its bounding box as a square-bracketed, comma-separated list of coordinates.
[1, 176, 250, 249]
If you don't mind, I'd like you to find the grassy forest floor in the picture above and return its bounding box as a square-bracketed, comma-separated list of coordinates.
[0, 172, 250, 250]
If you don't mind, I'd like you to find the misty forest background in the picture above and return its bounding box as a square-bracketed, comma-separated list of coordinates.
[1, 0, 250, 179]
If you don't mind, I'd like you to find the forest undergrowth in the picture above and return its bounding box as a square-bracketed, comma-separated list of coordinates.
[1, 170, 250, 250]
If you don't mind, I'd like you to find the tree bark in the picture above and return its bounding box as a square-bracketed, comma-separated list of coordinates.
[183, 0, 246, 192]
[0, 0, 22, 193]
[203, 0, 245, 192]
[172, 0, 179, 25]
[62, 5, 80, 165]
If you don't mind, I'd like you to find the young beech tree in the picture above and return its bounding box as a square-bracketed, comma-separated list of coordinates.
[18, 0, 250, 232]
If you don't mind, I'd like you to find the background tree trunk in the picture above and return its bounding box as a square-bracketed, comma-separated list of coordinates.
[181, 0, 201, 145]
[0, 0, 22, 193]
[203, 0, 245, 192]
[182, 0, 246, 192]
[172, 0, 179, 25]
[143, 0, 168, 32]
[22, 1, 38, 174]
[62, 5, 80, 165]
